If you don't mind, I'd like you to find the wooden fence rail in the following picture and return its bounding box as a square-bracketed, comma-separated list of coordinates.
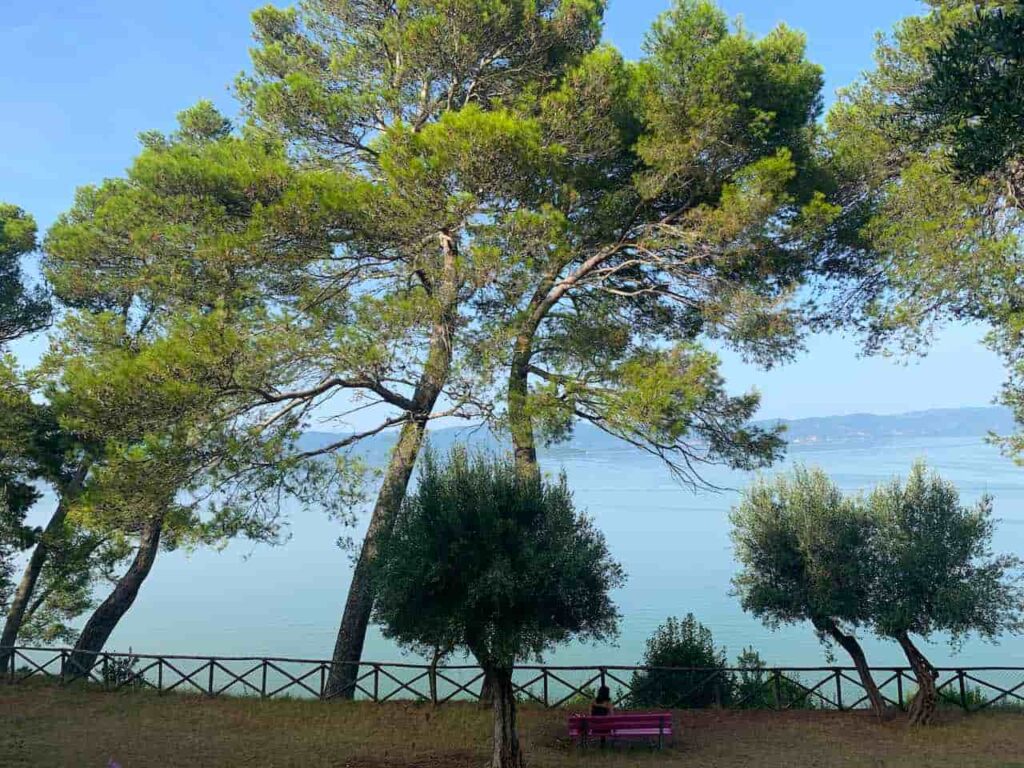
[3, 646, 1023, 712]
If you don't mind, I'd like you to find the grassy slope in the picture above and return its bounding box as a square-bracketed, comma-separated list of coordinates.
[3, 685, 1023, 768]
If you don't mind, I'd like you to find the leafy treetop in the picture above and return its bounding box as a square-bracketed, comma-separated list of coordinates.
[372, 447, 623, 669]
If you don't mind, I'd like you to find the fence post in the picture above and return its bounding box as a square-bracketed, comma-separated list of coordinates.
[772, 669, 782, 710]
[157, 658, 163, 695]
[260, 661, 267, 699]
[835, 670, 843, 711]
[600, 667, 607, 691]
[102, 654, 109, 690]
[958, 670, 968, 711]
[320, 664, 327, 700]
[373, 663, 380, 703]
[896, 670, 904, 710]
[59, 650, 66, 686]
[543, 670, 549, 709]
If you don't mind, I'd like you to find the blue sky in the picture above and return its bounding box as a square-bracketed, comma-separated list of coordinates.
[1, 0, 1005, 421]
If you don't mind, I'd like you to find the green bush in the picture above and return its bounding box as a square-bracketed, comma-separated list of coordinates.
[628, 614, 730, 709]
[628, 619, 818, 710]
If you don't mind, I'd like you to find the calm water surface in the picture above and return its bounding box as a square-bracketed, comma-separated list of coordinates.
[105, 436, 1024, 669]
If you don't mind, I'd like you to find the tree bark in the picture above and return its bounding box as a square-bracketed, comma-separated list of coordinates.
[508, 335, 540, 480]
[815, 618, 886, 719]
[0, 467, 87, 670]
[897, 631, 938, 726]
[479, 669, 497, 708]
[324, 232, 459, 700]
[490, 667, 524, 768]
[66, 515, 163, 678]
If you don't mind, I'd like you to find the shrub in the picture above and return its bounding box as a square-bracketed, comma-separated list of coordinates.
[628, 614, 730, 709]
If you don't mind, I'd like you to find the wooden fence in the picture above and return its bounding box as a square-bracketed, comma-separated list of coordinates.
[3, 646, 1023, 712]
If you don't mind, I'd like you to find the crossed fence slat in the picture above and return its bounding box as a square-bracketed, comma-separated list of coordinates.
[512, 671, 548, 707]
[13, 649, 62, 683]
[436, 669, 485, 703]
[546, 670, 603, 708]
[777, 670, 838, 710]
[212, 660, 263, 697]
[841, 670, 902, 710]
[264, 660, 323, 699]
[965, 671, 1024, 711]
[4, 647, 1023, 712]
[322, 664, 379, 701]
[376, 665, 431, 703]
[161, 658, 214, 695]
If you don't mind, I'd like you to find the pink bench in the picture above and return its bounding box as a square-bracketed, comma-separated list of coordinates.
[568, 712, 673, 749]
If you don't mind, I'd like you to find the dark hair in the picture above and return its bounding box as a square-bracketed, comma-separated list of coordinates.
[596, 685, 611, 702]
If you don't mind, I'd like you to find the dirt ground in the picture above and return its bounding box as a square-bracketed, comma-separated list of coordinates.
[3, 683, 1023, 767]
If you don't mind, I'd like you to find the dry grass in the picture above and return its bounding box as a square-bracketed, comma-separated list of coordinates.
[3, 683, 1024, 768]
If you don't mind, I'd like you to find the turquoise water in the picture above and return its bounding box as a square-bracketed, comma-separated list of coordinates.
[104, 435, 1024, 669]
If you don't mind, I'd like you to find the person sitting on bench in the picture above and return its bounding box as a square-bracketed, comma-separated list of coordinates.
[590, 685, 614, 716]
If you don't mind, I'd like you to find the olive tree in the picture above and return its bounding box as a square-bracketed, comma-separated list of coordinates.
[373, 448, 623, 768]
[866, 463, 1024, 725]
[730, 467, 887, 718]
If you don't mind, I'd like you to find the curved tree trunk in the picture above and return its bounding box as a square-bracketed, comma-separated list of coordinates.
[490, 667, 524, 768]
[324, 232, 459, 700]
[0, 467, 87, 670]
[897, 631, 938, 726]
[66, 515, 163, 678]
[815, 618, 886, 719]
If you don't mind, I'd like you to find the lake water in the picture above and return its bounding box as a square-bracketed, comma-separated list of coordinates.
[103, 434, 1024, 670]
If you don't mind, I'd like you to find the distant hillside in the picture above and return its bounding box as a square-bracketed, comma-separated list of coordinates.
[299, 406, 1017, 458]
[767, 406, 1016, 446]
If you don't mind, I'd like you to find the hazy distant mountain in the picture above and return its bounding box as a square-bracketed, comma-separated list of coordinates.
[767, 406, 1016, 446]
[299, 406, 1017, 457]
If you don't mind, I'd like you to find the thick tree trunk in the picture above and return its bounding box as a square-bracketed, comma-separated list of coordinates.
[490, 667, 524, 768]
[66, 515, 163, 678]
[508, 336, 539, 480]
[325, 419, 430, 699]
[479, 669, 497, 708]
[897, 631, 938, 726]
[428, 647, 442, 705]
[0, 467, 86, 670]
[324, 232, 459, 700]
[815, 618, 886, 719]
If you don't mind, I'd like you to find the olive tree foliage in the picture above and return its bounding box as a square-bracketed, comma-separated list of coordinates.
[820, 1, 1024, 458]
[730, 467, 886, 717]
[867, 463, 1024, 725]
[732, 463, 1024, 725]
[0, 204, 50, 346]
[477, 0, 838, 481]
[373, 447, 622, 768]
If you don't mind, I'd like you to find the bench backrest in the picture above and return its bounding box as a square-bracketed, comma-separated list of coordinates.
[568, 712, 673, 738]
